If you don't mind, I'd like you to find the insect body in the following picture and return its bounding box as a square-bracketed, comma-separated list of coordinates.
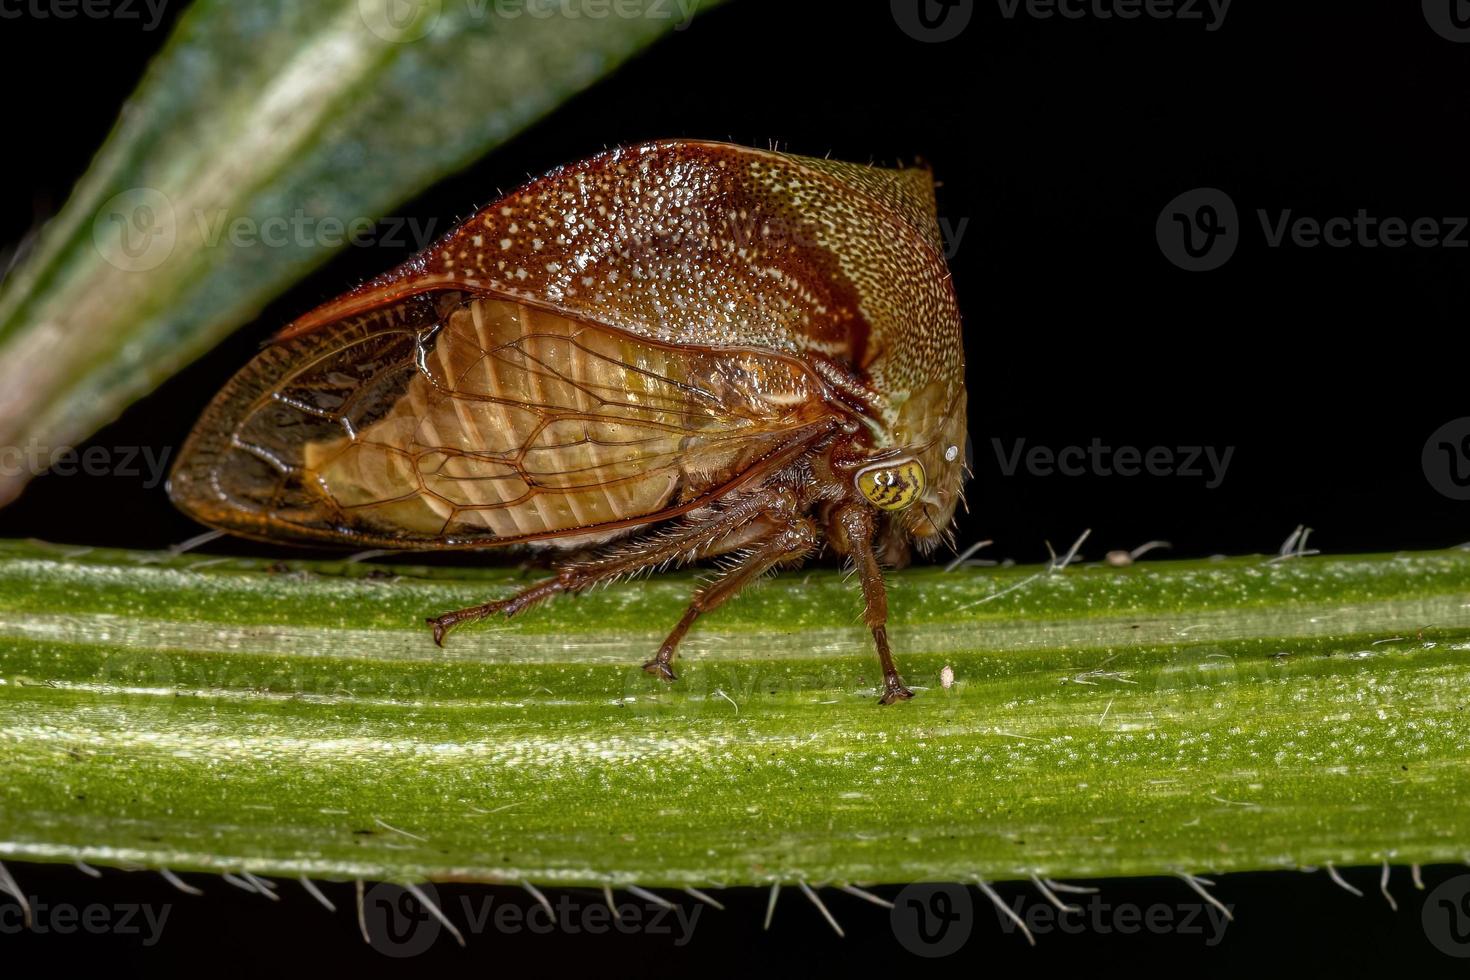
[170, 140, 967, 703]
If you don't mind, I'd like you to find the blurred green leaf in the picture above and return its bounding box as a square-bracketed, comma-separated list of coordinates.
[0, 0, 711, 504]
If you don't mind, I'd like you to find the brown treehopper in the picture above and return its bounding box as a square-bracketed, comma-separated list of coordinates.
[170, 141, 967, 703]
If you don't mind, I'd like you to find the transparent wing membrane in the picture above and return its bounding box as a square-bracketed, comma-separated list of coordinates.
[171, 292, 837, 547]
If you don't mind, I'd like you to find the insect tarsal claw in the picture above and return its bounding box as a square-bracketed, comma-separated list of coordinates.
[877, 682, 915, 706]
[641, 659, 678, 683]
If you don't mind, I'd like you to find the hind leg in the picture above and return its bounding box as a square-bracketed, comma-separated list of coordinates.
[426, 486, 799, 645]
[642, 515, 818, 681]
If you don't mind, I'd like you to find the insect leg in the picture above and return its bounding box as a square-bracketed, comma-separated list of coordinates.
[426, 485, 798, 645]
[831, 503, 913, 705]
[642, 515, 818, 682]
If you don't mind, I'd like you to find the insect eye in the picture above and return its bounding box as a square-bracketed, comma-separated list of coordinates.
[856, 459, 926, 511]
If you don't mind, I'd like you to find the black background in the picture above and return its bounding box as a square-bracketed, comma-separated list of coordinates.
[1, 0, 1468, 973]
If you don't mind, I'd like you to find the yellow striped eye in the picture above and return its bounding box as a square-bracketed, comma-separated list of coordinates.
[856, 459, 926, 511]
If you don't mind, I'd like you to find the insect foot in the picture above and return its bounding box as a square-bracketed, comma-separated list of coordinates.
[425, 598, 513, 646]
[878, 678, 915, 706]
[640, 654, 679, 683]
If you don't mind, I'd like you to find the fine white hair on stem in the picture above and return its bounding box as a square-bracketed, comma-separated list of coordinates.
[626, 884, 676, 910]
[1267, 524, 1321, 565]
[1379, 861, 1397, 911]
[299, 875, 337, 912]
[840, 884, 894, 909]
[944, 539, 993, 572]
[242, 872, 279, 900]
[405, 883, 465, 947]
[1174, 871, 1233, 922]
[763, 882, 780, 931]
[602, 883, 621, 920]
[521, 880, 553, 917]
[1047, 529, 1092, 573]
[1325, 862, 1363, 898]
[1043, 877, 1099, 895]
[797, 880, 844, 938]
[170, 529, 226, 555]
[1031, 873, 1079, 913]
[973, 875, 1034, 946]
[159, 868, 203, 896]
[221, 872, 257, 893]
[955, 571, 1043, 611]
[1129, 540, 1172, 560]
[344, 549, 395, 564]
[1412, 864, 1425, 891]
[683, 886, 725, 910]
[0, 860, 31, 929]
[74, 859, 102, 879]
[373, 817, 427, 842]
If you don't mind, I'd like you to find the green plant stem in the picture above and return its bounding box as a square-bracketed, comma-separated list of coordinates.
[0, 539, 1467, 887]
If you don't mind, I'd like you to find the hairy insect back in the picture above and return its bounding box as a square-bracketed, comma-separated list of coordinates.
[278, 140, 963, 440]
[173, 141, 966, 552]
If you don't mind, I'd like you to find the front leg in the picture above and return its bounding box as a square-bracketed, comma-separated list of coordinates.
[831, 503, 913, 705]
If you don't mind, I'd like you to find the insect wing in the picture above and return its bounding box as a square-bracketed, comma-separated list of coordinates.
[170, 292, 837, 547]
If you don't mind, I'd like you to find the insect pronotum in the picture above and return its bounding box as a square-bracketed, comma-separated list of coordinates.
[170, 140, 968, 704]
